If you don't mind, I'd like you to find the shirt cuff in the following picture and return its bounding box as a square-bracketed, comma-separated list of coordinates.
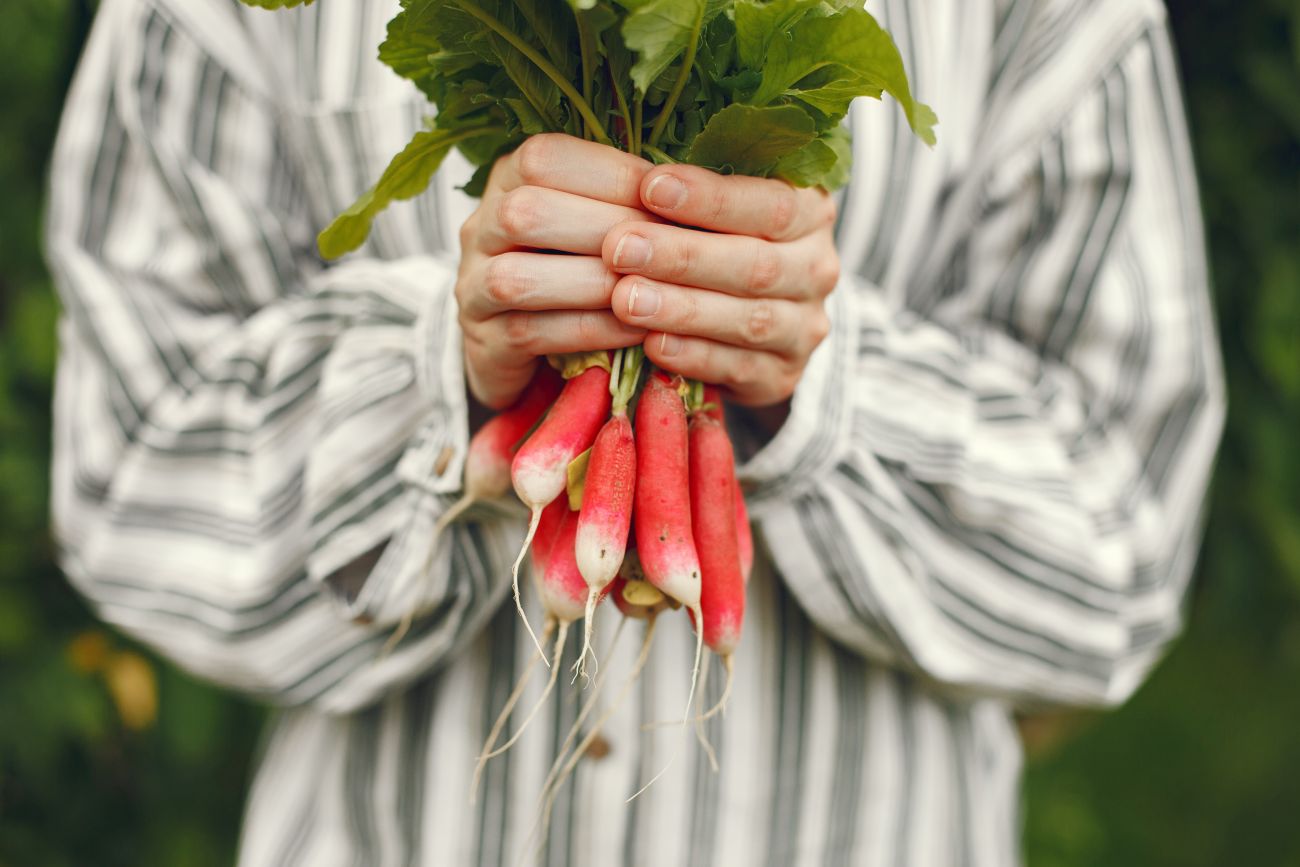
[304, 254, 471, 626]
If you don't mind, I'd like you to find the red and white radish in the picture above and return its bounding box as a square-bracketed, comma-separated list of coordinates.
[438, 363, 564, 533]
[629, 370, 704, 799]
[509, 357, 612, 657]
[634, 372, 702, 614]
[689, 411, 745, 657]
[573, 346, 643, 677]
[700, 385, 753, 583]
[735, 477, 753, 583]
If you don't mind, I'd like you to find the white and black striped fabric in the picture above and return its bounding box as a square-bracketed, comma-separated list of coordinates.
[45, 0, 1225, 864]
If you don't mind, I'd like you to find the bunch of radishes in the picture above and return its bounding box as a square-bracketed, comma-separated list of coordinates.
[444, 342, 756, 812]
[457, 345, 752, 711]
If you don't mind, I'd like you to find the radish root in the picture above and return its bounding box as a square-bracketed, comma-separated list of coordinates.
[510, 508, 548, 662]
[696, 655, 734, 725]
[571, 588, 601, 685]
[692, 656, 719, 773]
[480, 620, 570, 767]
[627, 603, 703, 802]
[469, 618, 558, 804]
[533, 616, 658, 859]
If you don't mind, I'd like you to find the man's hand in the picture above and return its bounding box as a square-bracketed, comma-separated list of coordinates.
[455, 135, 655, 409]
[603, 164, 840, 407]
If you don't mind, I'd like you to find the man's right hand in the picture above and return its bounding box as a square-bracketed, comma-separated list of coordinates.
[455, 134, 655, 409]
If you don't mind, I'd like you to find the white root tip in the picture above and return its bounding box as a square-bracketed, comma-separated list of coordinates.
[512, 509, 548, 664]
[570, 589, 601, 686]
[627, 606, 703, 803]
[468, 619, 556, 805]
[697, 655, 735, 725]
[693, 656, 719, 773]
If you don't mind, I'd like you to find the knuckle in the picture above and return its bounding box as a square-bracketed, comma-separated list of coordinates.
[728, 361, 761, 394]
[742, 299, 778, 346]
[811, 250, 841, 295]
[809, 308, 832, 348]
[514, 135, 557, 186]
[667, 236, 695, 282]
[483, 256, 519, 307]
[496, 187, 539, 240]
[779, 367, 801, 400]
[823, 195, 839, 227]
[576, 309, 603, 345]
[766, 187, 799, 239]
[458, 213, 477, 249]
[747, 242, 783, 293]
[706, 185, 729, 226]
[501, 311, 534, 351]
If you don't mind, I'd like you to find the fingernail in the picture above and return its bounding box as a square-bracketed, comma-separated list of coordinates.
[628, 282, 661, 318]
[659, 333, 681, 357]
[645, 175, 687, 210]
[613, 234, 652, 269]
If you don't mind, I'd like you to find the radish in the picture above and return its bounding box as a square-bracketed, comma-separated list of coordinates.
[633, 371, 702, 615]
[629, 369, 704, 799]
[700, 385, 753, 583]
[510, 356, 612, 658]
[438, 363, 564, 533]
[689, 411, 745, 654]
[573, 346, 644, 678]
[688, 410, 746, 720]
[735, 477, 753, 584]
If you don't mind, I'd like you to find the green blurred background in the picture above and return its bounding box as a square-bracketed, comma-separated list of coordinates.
[1, 1, 1296, 864]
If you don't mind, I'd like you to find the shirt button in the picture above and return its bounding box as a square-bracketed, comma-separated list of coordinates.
[433, 445, 455, 477]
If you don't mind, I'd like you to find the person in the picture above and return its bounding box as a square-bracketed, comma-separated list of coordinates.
[44, 0, 1225, 864]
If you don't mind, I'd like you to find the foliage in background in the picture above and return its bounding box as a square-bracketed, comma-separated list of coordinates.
[0, 3, 263, 866]
[0, 1, 1295, 865]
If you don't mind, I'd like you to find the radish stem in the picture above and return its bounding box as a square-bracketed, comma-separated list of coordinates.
[452, 0, 612, 146]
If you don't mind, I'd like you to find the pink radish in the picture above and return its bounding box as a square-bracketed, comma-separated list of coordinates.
[689, 408, 747, 726]
[699, 386, 753, 583]
[438, 364, 564, 532]
[734, 478, 753, 583]
[629, 370, 704, 799]
[634, 372, 702, 612]
[689, 412, 746, 657]
[509, 360, 612, 658]
[573, 346, 644, 677]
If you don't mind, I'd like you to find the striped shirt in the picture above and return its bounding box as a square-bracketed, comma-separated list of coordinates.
[45, 0, 1225, 864]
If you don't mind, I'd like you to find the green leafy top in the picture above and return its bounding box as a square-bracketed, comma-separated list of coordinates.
[240, 0, 936, 257]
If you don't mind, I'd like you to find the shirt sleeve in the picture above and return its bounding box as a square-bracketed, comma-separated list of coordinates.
[46, 0, 513, 713]
[740, 20, 1226, 708]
